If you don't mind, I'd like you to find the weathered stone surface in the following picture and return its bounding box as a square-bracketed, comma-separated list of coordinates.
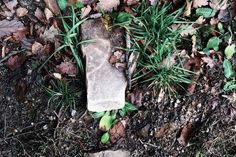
[87, 150, 130, 157]
[81, 19, 127, 112]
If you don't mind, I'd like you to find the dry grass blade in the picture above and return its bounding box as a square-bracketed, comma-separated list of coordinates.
[0, 19, 25, 38]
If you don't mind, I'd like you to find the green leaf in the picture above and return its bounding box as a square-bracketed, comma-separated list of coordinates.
[196, 7, 216, 18]
[99, 111, 115, 131]
[224, 81, 236, 91]
[124, 102, 138, 112]
[223, 60, 235, 78]
[57, 0, 67, 11]
[225, 44, 236, 59]
[101, 132, 109, 144]
[91, 111, 105, 119]
[217, 23, 224, 33]
[207, 37, 221, 51]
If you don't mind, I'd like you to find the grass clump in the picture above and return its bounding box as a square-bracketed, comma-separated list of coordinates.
[114, 1, 192, 94]
[45, 80, 80, 110]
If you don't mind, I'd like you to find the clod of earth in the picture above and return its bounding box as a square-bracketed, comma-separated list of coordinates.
[81, 19, 127, 112]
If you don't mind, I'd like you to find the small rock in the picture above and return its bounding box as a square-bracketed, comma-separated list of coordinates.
[87, 150, 130, 157]
[139, 124, 150, 137]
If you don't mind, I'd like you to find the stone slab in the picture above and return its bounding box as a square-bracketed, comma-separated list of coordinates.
[81, 18, 127, 112]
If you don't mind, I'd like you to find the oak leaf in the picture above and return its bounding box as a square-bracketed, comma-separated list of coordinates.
[0, 20, 25, 38]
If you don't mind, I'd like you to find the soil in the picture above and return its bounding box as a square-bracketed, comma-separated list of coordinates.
[0, 0, 236, 157]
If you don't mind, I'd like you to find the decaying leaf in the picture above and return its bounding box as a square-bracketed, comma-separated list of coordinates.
[44, 0, 61, 15]
[125, 0, 139, 6]
[202, 57, 216, 68]
[192, 0, 208, 8]
[149, 0, 157, 6]
[0, 20, 25, 38]
[35, 8, 46, 23]
[177, 123, 193, 145]
[183, 0, 193, 17]
[16, 7, 28, 17]
[40, 25, 59, 42]
[80, 5, 92, 19]
[209, 0, 227, 10]
[97, 0, 120, 12]
[7, 55, 26, 71]
[109, 120, 126, 143]
[4, 0, 18, 13]
[230, 106, 236, 121]
[32, 42, 44, 55]
[56, 61, 78, 75]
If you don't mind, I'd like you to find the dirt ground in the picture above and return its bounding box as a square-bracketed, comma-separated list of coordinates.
[0, 0, 236, 157]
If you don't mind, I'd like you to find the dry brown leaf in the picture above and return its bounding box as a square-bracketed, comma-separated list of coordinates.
[44, 0, 61, 15]
[125, 0, 139, 5]
[0, 19, 25, 38]
[44, 8, 54, 21]
[40, 25, 59, 42]
[57, 61, 78, 75]
[230, 106, 236, 121]
[12, 27, 28, 41]
[32, 42, 44, 55]
[35, 8, 46, 23]
[210, 0, 227, 10]
[183, 0, 193, 17]
[4, 0, 18, 13]
[192, 0, 208, 8]
[177, 123, 193, 145]
[196, 16, 205, 24]
[202, 56, 216, 68]
[80, 5, 92, 19]
[97, 0, 120, 12]
[16, 7, 28, 17]
[7, 55, 26, 71]
[109, 120, 126, 143]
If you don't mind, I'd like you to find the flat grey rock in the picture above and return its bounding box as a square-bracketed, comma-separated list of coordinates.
[87, 150, 130, 157]
[81, 19, 127, 112]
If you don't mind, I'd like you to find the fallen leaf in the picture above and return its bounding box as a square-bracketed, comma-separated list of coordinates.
[202, 57, 216, 68]
[209, 0, 227, 10]
[149, 0, 157, 6]
[125, 0, 139, 5]
[35, 8, 46, 23]
[183, 0, 193, 17]
[109, 120, 126, 143]
[32, 42, 44, 55]
[44, 8, 54, 21]
[16, 7, 28, 17]
[187, 70, 200, 95]
[12, 27, 28, 41]
[4, 0, 18, 13]
[196, 16, 205, 24]
[192, 0, 208, 8]
[177, 123, 193, 145]
[15, 80, 27, 102]
[97, 0, 120, 12]
[230, 106, 236, 121]
[56, 61, 78, 75]
[80, 5, 92, 19]
[218, 9, 229, 22]
[40, 25, 59, 42]
[44, 0, 61, 15]
[0, 20, 26, 38]
[7, 55, 26, 71]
